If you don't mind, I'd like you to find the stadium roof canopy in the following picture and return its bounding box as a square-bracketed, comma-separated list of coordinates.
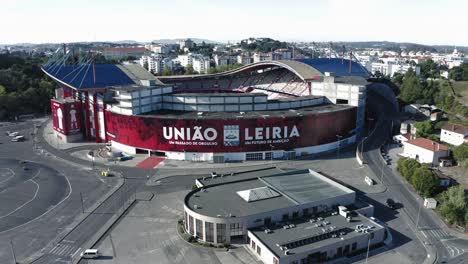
[296, 58, 369, 78]
[158, 58, 369, 83]
[42, 64, 136, 90]
[42, 58, 369, 91]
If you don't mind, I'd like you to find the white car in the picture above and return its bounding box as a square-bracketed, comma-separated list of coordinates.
[8, 132, 19, 137]
[80, 249, 100, 259]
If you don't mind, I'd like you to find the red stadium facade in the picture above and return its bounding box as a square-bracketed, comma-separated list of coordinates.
[104, 107, 356, 154]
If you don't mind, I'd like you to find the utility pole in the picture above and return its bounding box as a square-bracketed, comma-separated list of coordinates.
[416, 183, 423, 230]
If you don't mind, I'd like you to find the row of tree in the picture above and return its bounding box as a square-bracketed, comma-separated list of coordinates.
[0, 53, 56, 120]
[397, 158, 440, 197]
[396, 67, 468, 120]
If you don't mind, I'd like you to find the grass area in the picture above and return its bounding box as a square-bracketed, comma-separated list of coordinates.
[452, 81, 468, 106]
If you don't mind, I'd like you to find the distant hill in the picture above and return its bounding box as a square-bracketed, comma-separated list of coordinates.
[150, 38, 219, 44]
[326, 41, 467, 53]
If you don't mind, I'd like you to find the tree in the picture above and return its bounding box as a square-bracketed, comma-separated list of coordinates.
[400, 68, 424, 103]
[453, 144, 468, 163]
[185, 64, 194, 75]
[0, 85, 6, 95]
[143, 61, 149, 71]
[397, 158, 421, 182]
[413, 120, 434, 138]
[162, 66, 171, 76]
[437, 185, 466, 225]
[411, 167, 439, 197]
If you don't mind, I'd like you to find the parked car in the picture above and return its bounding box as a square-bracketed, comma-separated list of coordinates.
[386, 198, 396, 209]
[8, 131, 19, 137]
[11, 135, 25, 142]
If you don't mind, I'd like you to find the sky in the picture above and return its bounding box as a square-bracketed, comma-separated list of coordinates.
[1, 0, 467, 46]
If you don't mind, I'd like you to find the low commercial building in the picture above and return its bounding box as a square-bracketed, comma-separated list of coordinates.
[440, 123, 468, 146]
[183, 169, 385, 264]
[401, 137, 450, 166]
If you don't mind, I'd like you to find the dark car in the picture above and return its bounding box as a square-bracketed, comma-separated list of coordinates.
[386, 198, 396, 209]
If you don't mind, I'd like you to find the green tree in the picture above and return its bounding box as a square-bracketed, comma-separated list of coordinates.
[400, 68, 424, 103]
[397, 158, 421, 182]
[0, 85, 6, 95]
[418, 59, 439, 79]
[453, 144, 468, 163]
[411, 167, 439, 197]
[437, 185, 466, 225]
[162, 66, 171, 76]
[413, 120, 433, 138]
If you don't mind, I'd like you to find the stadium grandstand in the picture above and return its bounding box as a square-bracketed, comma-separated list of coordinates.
[42, 46, 369, 162]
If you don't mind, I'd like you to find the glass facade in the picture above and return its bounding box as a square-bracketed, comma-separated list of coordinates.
[189, 215, 194, 235]
[216, 223, 226, 243]
[230, 222, 243, 236]
[205, 222, 214, 242]
[196, 219, 203, 238]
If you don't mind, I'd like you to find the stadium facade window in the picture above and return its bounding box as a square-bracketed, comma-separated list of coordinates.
[188, 215, 194, 235]
[196, 219, 203, 238]
[246, 152, 263, 161]
[205, 222, 214, 242]
[216, 223, 226, 243]
[230, 222, 243, 236]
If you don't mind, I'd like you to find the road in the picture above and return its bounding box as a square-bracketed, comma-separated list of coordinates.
[363, 91, 468, 264]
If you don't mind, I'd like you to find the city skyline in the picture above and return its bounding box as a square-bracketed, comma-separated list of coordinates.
[1, 0, 467, 46]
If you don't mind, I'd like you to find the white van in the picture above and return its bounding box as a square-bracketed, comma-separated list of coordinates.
[80, 249, 100, 259]
[11, 135, 25, 142]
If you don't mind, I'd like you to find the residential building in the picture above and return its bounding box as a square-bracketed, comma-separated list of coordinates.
[369, 62, 420, 77]
[401, 137, 450, 166]
[253, 52, 272, 63]
[176, 53, 210, 73]
[440, 123, 468, 146]
[177, 39, 195, 50]
[103, 47, 148, 60]
[139, 54, 174, 74]
[237, 54, 252, 64]
[214, 54, 238, 66]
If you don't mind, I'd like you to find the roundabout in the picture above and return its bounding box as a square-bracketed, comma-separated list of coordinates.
[0, 159, 71, 233]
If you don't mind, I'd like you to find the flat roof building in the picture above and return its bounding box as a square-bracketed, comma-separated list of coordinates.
[183, 169, 385, 264]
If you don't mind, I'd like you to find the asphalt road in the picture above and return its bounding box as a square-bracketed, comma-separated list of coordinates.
[0, 159, 69, 232]
[363, 91, 468, 264]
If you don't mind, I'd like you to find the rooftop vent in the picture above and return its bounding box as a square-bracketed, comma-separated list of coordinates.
[264, 229, 272, 234]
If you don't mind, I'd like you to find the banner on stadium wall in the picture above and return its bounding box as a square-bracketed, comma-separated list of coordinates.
[104, 107, 356, 152]
[50, 99, 82, 135]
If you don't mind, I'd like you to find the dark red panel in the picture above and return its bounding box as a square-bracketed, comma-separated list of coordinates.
[104, 107, 357, 152]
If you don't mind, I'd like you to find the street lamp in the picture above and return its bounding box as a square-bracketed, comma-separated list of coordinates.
[269, 144, 274, 166]
[336, 135, 343, 159]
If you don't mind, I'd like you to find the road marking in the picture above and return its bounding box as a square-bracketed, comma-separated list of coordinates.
[0, 168, 15, 184]
[421, 230, 428, 238]
[0, 169, 73, 234]
[71, 247, 81, 257]
[62, 239, 75, 243]
[0, 178, 40, 219]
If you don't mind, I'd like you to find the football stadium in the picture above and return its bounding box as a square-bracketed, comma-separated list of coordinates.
[43, 50, 369, 162]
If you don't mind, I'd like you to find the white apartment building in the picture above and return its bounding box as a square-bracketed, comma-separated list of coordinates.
[176, 39, 194, 50]
[369, 62, 420, 77]
[214, 54, 238, 66]
[237, 54, 252, 65]
[176, 53, 210, 73]
[253, 53, 272, 63]
[440, 123, 468, 146]
[401, 137, 450, 166]
[139, 55, 174, 74]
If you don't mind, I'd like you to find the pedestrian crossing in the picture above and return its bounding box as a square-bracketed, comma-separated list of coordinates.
[421, 228, 453, 239]
[49, 242, 80, 257]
